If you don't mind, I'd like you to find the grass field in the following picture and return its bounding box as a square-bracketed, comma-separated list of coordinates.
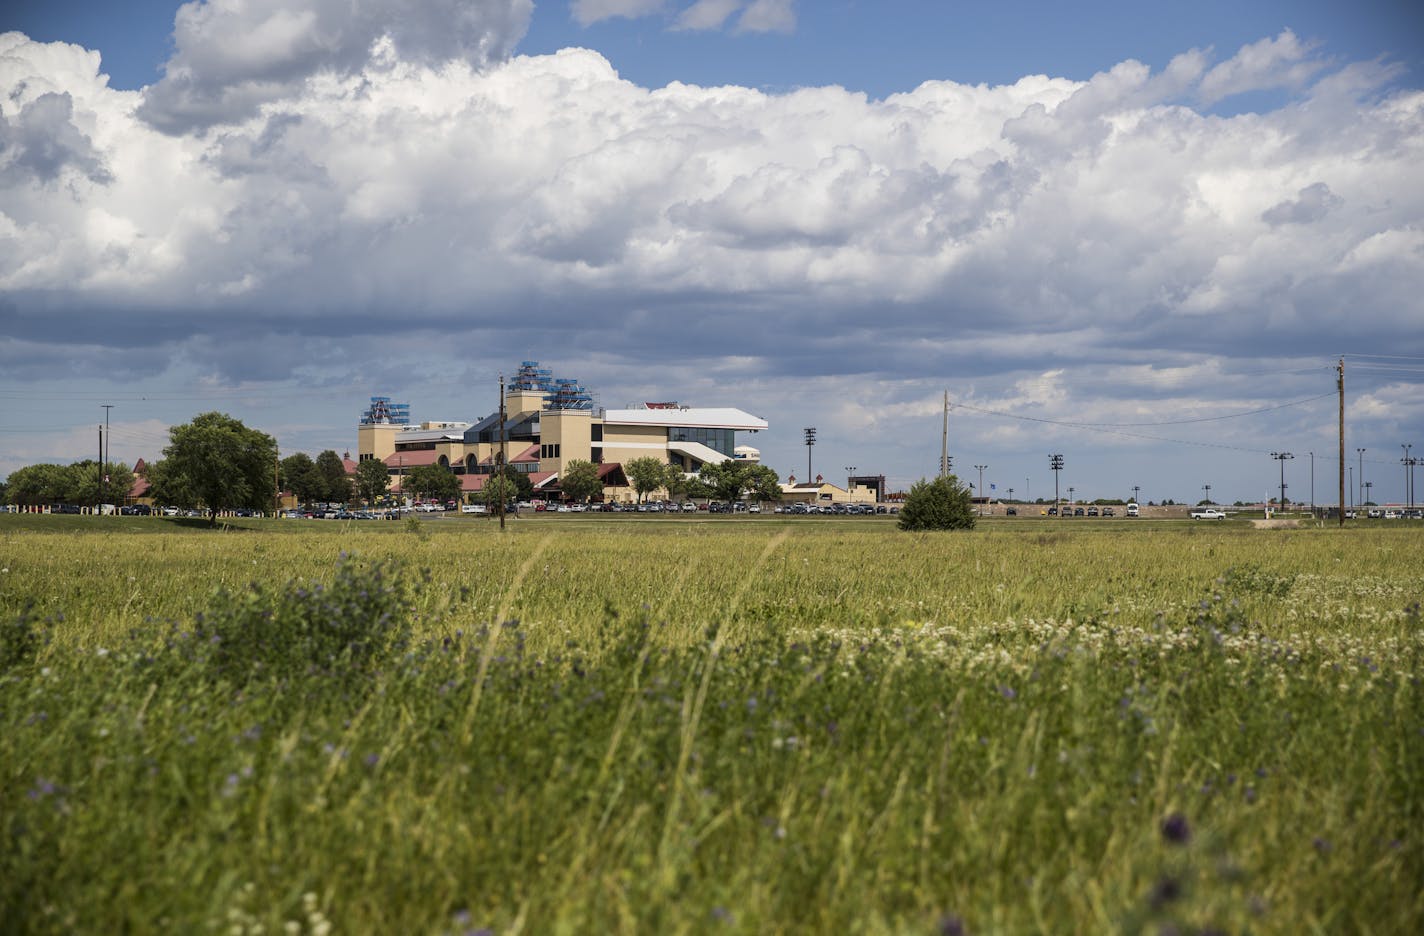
[2, 515, 1420, 933]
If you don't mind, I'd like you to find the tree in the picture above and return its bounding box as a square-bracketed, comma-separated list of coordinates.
[479, 472, 521, 507]
[897, 475, 976, 531]
[405, 463, 460, 504]
[158, 412, 279, 526]
[699, 459, 782, 504]
[314, 450, 351, 504]
[65, 459, 135, 507]
[279, 453, 321, 506]
[354, 458, 391, 506]
[625, 456, 667, 503]
[561, 459, 602, 503]
[4, 463, 70, 506]
[662, 463, 690, 503]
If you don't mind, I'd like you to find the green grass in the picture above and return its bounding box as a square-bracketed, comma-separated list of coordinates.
[1, 518, 1421, 933]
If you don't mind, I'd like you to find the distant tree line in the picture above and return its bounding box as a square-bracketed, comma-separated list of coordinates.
[3, 460, 136, 508]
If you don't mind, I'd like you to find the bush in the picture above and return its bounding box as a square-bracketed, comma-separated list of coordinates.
[190, 554, 410, 683]
[897, 475, 976, 531]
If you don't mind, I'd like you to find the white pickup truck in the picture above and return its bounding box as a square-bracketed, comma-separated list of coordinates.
[1190, 508, 1227, 520]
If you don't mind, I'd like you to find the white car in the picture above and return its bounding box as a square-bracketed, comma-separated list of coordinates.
[1190, 508, 1226, 520]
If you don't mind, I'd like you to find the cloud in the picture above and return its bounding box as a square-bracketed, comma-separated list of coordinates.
[138, 0, 533, 133]
[1261, 182, 1343, 226]
[0, 91, 111, 185]
[1198, 29, 1326, 105]
[1, 27, 1421, 494]
[572, 0, 666, 27]
[674, 0, 742, 32]
[734, 0, 795, 34]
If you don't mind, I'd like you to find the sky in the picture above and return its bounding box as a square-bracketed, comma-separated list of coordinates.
[2, 0, 1422, 505]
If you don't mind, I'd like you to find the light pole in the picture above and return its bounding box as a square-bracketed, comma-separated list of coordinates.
[1403, 444, 1413, 510]
[1308, 451, 1315, 511]
[974, 465, 988, 515]
[1364, 480, 1373, 507]
[1202, 483, 1211, 506]
[1132, 484, 1140, 505]
[1068, 485, 1076, 506]
[804, 427, 817, 481]
[844, 466, 856, 502]
[1272, 452, 1294, 511]
[1050, 454, 1063, 508]
[1349, 466, 1354, 510]
[1357, 447, 1366, 508]
[1007, 487, 1014, 503]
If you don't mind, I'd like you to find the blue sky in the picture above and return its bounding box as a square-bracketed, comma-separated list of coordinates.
[12, 1, 1424, 99]
[2, 1, 1422, 504]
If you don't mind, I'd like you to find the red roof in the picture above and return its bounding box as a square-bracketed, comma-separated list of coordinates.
[596, 462, 627, 484]
[130, 477, 151, 498]
[513, 444, 539, 464]
[384, 450, 442, 468]
[132, 458, 148, 476]
[343, 457, 359, 475]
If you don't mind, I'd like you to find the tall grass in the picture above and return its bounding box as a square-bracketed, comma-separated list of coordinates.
[1, 520, 1420, 932]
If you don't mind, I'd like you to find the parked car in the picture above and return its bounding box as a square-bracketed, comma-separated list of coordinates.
[1102, 507, 1115, 517]
[1005, 507, 1017, 516]
[1190, 508, 1227, 520]
[1126, 503, 1139, 517]
[1086, 507, 1099, 517]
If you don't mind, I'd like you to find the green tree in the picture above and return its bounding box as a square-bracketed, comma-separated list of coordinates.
[698, 459, 779, 504]
[406, 464, 460, 504]
[662, 464, 691, 503]
[65, 460, 135, 508]
[314, 450, 351, 504]
[157, 412, 279, 526]
[561, 459, 603, 503]
[4, 463, 70, 506]
[480, 473, 520, 508]
[625, 456, 667, 503]
[353, 458, 391, 506]
[897, 475, 976, 531]
[477, 465, 534, 505]
[279, 453, 321, 506]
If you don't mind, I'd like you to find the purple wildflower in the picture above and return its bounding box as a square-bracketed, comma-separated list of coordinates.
[1161, 812, 1191, 844]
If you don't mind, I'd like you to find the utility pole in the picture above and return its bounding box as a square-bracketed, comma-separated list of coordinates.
[804, 427, 816, 481]
[974, 465, 987, 515]
[1338, 358, 1345, 525]
[1308, 451, 1315, 512]
[274, 449, 281, 517]
[1049, 454, 1064, 508]
[98, 424, 104, 513]
[498, 373, 507, 532]
[940, 391, 949, 478]
[1007, 487, 1014, 503]
[1272, 452, 1294, 512]
[101, 403, 113, 511]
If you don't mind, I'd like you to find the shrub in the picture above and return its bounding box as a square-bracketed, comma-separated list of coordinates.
[897, 475, 976, 531]
[1, 603, 46, 672]
[191, 554, 410, 682]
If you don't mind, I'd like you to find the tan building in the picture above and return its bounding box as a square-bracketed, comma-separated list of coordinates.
[356, 362, 768, 502]
[779, 475, 879, 506]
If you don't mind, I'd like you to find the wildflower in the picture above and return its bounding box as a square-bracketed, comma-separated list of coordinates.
[937, 914, 967, 936]
[1161, 812, 1190, 844]
[1149, 875, 1182, 909]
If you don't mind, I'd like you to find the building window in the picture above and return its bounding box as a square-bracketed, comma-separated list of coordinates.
[591, 424, 603, 442]
[540, 443, 560, 459]
[592, 446, 603, 464]
[668, 427, 734, 457]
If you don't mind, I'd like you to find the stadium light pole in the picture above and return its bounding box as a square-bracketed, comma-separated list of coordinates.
[1272, 452, 1294, 512]
[1049, 454, 1064, 508]
[1364, 479, 1373, 506]
[844, 466, 856, 500]
[1357, 447, 1366, 508]
[1132, 484, 1140, 506]
[974, 465, 987, 515]
[804, 427, 816, 481]
[1202, 483, 1211, 506]
[1403, 444, 1413, 510]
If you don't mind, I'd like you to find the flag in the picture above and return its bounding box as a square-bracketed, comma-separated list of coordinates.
[990, 483, 996, 491]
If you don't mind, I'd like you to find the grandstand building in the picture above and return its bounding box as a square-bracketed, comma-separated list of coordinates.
[356, 362, 768, 501]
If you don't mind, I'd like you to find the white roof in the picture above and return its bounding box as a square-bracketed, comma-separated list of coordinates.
[602, 407, 767, 431]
